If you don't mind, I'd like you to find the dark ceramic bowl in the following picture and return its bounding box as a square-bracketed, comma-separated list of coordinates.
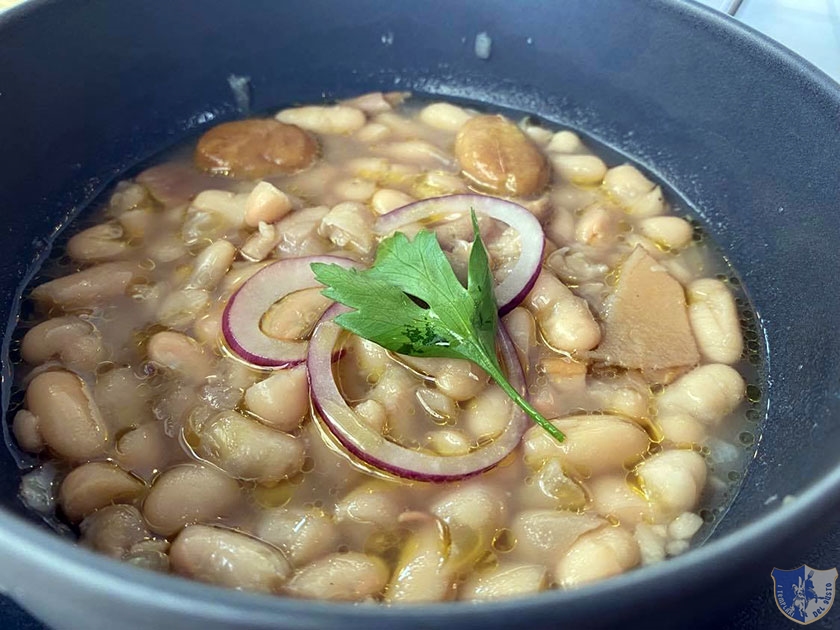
[0, 1, 839, 628]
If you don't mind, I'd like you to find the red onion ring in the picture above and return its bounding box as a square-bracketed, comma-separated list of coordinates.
[222, 255, 360, 368]
[374, 194, 545, 314]
[307, 303, 529, 482]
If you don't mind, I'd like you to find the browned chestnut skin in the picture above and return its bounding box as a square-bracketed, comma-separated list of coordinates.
[195, 119, 318, 178]
[454, 114, 549, 197]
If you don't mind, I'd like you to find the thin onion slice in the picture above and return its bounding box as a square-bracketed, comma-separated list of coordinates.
[374, 194, 545, 314]
[222, 255, 360, 368]
[307, 303, 529, 482]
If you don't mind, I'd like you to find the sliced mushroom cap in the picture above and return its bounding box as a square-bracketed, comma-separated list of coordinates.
[593, 246, 699, 371]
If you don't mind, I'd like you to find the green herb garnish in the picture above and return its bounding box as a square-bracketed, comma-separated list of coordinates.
[311, 211, 564, 444]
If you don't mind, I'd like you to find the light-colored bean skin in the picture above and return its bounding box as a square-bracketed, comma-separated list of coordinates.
[122, 538, 171, 573]
[399, 357, 488, 402]
[415, 388, 458, 424]
[274, 205, 332, 258]
[334, 480, 405, 530]
[254, 507, 340, 567]
[341, 91, 397, 114]
[185, 239, 236, 291]
[240, 222, 279, 262]
[657, 412, 707, 446]
[189, 410, 305, 483]
[419, 102, 473, 132]
[319, 201, 375, 254]
[523, 124, 554, 147]
[385, 514, 455, 603]
[21, 316, 106, 373]
[524, 272, 601, 353]
[286, 552, 390, 601]
[639, 216, 693, 250]
[588, 475, 653, 526]
[244, 366, 310, 431]
[114, 421, 175, 479]
[194, 304, 224, 347]
[332, 177, 377, 203]
[31, 262, 144, 310]
[94, 367, 153, 433]
[554, 526, 641, 587]
[170, 525, 292, 593]
[59, 461, 147, 522]
[25, 370, 109, 461]
[220, 261, 271, 294]
[412, 170, 469, 199]
[370, 188, 414, 215]
[245, 181, 292, 227]
[276, 105, 366, 135]
[262, 298, 330, 349]
[502, 307, 537, 368]
[12, 410, 44, 453]
[460, 563, 548, 601]
[657, 364, 745, 426]
[517, 458, 588, 511]
[147, 331, 212, 385]
[602, 163, 666, 217]
[142, 463, 241, 536]
[575, 204, 621, 247]
[67, 222, 129, 262]
[634, 522, 667, 565]
[551, 154, 607, 186]
[547, 130, 584, 154]
[182, 191, 248, 244]
[354, 399, 388, 433]
[462, 386, 513, 441]
[669, 511, 704, 541]
[431, 482, 506, 569]
[79, 505, 150, 558]
[374, 140, 453, 169]
[425, 429, 472, 455]
[522, 414, 650, 477]
[509, 510, 606, 566]
[635, 449, 707, 522]
[354, 122, 391, 143]
[155, 288, 210, 329]
[687, 278, 743, 364]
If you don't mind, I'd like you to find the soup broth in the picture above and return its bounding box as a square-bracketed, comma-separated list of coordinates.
[5, 93, 761, 602]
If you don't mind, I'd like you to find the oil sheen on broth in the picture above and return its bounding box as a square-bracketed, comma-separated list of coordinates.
[6, 92, 762, 602]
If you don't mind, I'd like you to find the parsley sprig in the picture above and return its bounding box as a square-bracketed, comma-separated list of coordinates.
[311, 212, 564, 444]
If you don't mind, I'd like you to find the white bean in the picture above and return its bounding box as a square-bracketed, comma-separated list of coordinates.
[117, 207, 153, 240]
[376, 140, 453, 168]
[687, 278, 743, 364]
[658, 412, 707, 446]
[639, 216, 693, 250]
[354, 122, 391, 143]
[286, 552, 389, 601]
[460, 563, 548, 601]
[371, 188, 414, 215]
[67, 222, 129, 262]
[668, 511, 704, 540]
[255, 507, 339, 566]
[31, 262, 143, 310]
[240, 221, 279, 261]
[522, 414, 650, 477]
[79, 505, 150, 558]
[245, 181, 292, 227]
[244, 366, 310, 431]
[334, 480, 404, 529]
[419, 102, 473, 132]
[114, 421, 174, 478]
[575, 204, 620, 247]
[12, 410, 44, 453]
[425, 429, 471, 455]
[21, 316, 105, 372]
[189, 410, 305, 483]
[635, 449, 707, 521]
[588, 475, 652, 526]
[185, 240, 235, 290]
[147, 331, 212, 385]
[550, 154, 607, 185]
[59, 461, 146, 522]
[547, 130, 584, 154]
[170, 525, 291, 593]
[412, 170, 469, 199]
[525, 272, 601, 353]
[385, 514, 454, 603]
[259, 287, 332, 340]
[510, 509, 605, 564]
[332, 177, 377, 202]
[276, 105, 366, 135]
[155, 288, 210, 328]
[25, 370, 109, 461]
[143, 463, 240, 536]
[634, 522, 667, 565]
[341, 92, 395, 114]
[94, 367, 153, 432]
[657, 364, 745, 426]
[319, 201, 375, 253]
[462, 386, 513, 441]
[555, 526, 640, 587]
[523, 125, 554, 147]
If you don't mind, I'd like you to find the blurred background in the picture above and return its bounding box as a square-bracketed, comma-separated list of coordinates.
[0, 0, 837, 628]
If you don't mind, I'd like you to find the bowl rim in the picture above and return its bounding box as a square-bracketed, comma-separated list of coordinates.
[1, 0, 839, 624]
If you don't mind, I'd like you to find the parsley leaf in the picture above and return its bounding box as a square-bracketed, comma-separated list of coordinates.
[311, 211, 564, 444]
